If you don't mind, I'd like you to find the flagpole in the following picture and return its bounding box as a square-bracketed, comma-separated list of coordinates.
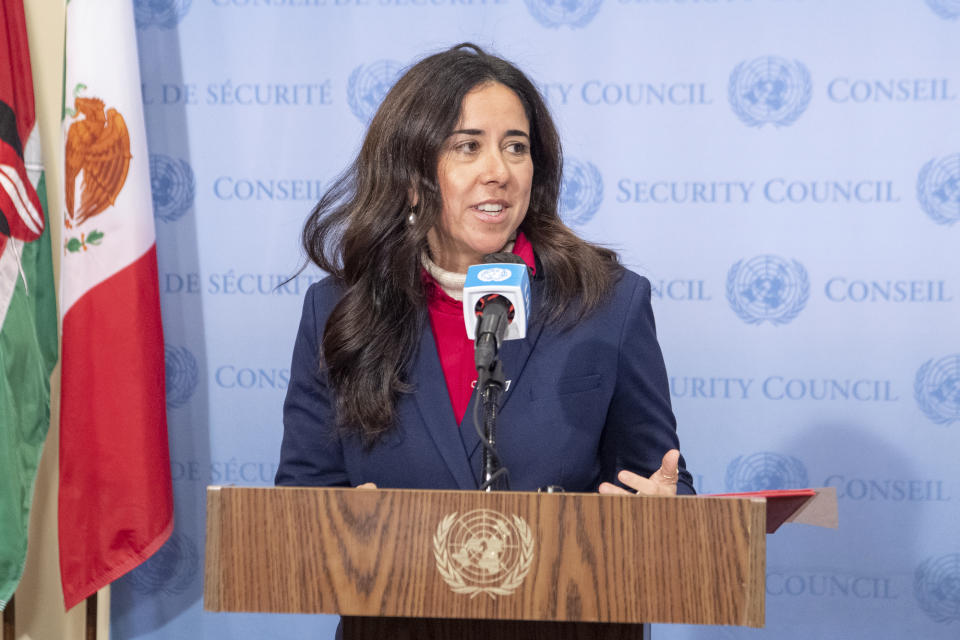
[84, 594, 96, 640]
[2, 595, 12, 640]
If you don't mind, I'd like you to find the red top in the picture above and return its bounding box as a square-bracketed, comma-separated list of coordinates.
[423, 233, 536, 425]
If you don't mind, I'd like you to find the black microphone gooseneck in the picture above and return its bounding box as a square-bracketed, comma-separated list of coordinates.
[473, 295, 511, 492]
[475, 359, 507, 492]
[471, 253, 526, 492]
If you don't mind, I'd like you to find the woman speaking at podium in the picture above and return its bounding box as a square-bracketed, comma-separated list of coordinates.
[276, 43, 694, 497]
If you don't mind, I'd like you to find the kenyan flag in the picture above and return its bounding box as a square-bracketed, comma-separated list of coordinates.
[0, 0, 58, 610]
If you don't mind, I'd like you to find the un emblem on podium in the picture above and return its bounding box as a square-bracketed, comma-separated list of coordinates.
[914, 553, 960, 623]
[914, 354, 960, 425]
[917, 154, 960, 226]
[524, 0, 603, 29]
[728, 56, 812, 128]
[559, 158, 603, 226]
[725, 453, 809, 492]
[347, 60, 403, 123]
[433, 509, 534, 599]
[726, 255, 809, 325]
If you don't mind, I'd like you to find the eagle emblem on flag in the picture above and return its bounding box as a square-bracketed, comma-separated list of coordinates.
[64, 90, 131, 230]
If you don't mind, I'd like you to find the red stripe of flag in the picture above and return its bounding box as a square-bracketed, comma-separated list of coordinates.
[59, 245, 172, 609]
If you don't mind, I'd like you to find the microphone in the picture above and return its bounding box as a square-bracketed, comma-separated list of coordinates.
[465, 253, 529, 493]
[472, 294, 513, 373]
[463, 254, 531, 372]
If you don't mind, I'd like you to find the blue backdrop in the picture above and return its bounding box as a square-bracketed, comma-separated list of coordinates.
[113, 1, 960, 638]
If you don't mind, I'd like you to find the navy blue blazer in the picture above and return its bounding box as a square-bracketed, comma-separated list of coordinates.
[276, 268, 694, 494]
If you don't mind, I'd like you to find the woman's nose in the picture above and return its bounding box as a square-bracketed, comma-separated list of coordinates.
[479, 148, 509, 184]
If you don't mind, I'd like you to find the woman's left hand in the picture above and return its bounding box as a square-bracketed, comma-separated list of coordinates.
[598, 449, 681, 497]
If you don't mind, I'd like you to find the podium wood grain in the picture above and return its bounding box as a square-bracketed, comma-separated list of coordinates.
[204, 487, 766, 627]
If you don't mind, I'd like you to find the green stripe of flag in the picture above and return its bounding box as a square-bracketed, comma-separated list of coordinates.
[0, 172, 58, 609]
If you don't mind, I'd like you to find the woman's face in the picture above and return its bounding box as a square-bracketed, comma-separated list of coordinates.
[427, 82, 534, 273]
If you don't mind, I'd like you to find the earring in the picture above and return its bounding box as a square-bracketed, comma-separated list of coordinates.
[407, 205, 417, 225]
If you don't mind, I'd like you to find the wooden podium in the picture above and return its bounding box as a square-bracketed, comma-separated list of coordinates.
[204, 486, 833, 639]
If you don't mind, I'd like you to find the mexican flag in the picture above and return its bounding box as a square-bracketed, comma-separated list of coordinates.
[59, 0, 172, 610]
[0, 0, 58, 610]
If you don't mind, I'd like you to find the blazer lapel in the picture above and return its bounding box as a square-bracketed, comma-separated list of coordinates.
[411, 319, 480, 490]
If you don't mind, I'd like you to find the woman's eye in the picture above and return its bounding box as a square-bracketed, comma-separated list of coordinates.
[456, 141, 479, 153]
[506, 142, 528, 154]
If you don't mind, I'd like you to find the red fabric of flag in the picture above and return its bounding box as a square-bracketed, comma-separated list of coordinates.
[58, 247, 172, 609]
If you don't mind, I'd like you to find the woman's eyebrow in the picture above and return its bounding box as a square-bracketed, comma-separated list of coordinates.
[449, 128, 530, 138]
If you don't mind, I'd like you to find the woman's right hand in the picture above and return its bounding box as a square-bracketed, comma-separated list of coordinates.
[356, 482, 378, 489]
[598, 449, 681, 497]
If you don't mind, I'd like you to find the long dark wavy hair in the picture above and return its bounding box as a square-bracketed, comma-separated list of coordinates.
[302, 43, 620, 442]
